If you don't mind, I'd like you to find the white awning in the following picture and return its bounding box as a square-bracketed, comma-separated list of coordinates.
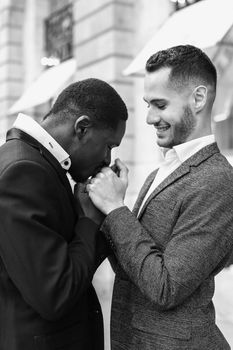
[8, 58, 77, 114]
[123, 0, 233, 75]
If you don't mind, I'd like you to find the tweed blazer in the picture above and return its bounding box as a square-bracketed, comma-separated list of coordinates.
[102, 143, 233, 350]
[0, 128, 106, 350]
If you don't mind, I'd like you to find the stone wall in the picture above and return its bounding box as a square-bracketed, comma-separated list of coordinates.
[0, 0, 25, 141]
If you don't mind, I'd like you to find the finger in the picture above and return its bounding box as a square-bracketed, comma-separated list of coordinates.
[101, 167, 114, 176]
[110, 164, 117, 172]
[111, 163, 120, 176]
[94, 172, 105, 179]
[86, 178, 92, 185]
[86, 183, 92, 193]
[115, 159, 128, 181]
[89, 177, 96, 184]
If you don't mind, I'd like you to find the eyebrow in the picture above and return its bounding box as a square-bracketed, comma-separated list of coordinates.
[143, 97, 167, 104]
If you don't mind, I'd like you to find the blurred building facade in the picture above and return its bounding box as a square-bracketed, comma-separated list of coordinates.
[1, 0, 233, 203]
[1, 0, 233, 348]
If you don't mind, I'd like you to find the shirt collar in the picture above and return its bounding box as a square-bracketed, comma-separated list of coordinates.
[161, 134, 215, 163]
[173, 135, 215, 163]
[13, 113, 71, 171]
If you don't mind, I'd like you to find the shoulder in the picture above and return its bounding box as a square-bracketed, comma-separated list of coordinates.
[190, 151, 233, 192]
[0, 142, 55, 193]
[0, 138, 43, 164]
[0, 139, 55, 180]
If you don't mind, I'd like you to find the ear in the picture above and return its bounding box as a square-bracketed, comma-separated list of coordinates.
[192, 85, 208, 112]
[74, 115, 91, 139]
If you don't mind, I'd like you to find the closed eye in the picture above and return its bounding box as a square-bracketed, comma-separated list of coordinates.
[146, 102, 166, 110]
[143, 98, 167, 110]
[156, 104, 166, 110]
[151, 100, 167, 110]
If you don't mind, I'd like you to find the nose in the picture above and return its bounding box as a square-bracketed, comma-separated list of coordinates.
[146, 108, 161, 125]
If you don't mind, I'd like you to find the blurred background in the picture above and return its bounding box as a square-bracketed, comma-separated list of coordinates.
[0, 0, 233, 348]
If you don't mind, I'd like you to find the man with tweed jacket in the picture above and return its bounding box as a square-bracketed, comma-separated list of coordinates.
[86, 45, 233, 349]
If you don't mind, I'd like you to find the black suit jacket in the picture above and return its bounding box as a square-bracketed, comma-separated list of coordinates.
[0, 128, 106, 350]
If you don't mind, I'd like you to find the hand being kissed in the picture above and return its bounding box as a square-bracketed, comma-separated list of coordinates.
[74, 182, 105, 226]
[86, 158, 128, 215]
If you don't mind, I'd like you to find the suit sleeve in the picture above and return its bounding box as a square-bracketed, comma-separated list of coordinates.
[101, 179, 233, 310]
[0, 160, 104, 320]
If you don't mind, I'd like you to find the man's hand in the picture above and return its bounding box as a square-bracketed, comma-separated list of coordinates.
[86, 159, 128, 215]
[74, 183, 105, 225]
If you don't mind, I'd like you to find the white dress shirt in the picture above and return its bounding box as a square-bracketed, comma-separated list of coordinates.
[13, 113, 71, 171]
[138, 135, 215, 216]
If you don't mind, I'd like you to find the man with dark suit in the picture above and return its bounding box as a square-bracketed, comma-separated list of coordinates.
[86, 46, 233, 349]
[0, 78, 127, 350]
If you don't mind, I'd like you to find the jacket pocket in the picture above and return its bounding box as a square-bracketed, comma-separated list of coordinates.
[132, 310, 191, 340]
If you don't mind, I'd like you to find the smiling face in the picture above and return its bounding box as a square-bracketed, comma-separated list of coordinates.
[69, 120, 126, 183]
[144, 67, 198, 148]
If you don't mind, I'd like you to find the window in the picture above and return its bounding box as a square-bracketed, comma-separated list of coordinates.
[45, 4, 73, 63]
[170, 0, 203, 12]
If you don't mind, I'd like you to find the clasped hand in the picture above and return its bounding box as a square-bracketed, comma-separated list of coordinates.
[74, 182, 105, 225]
[86, 158, 128, 215]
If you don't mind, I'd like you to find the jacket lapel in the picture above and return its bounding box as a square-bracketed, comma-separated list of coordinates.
[6, 128, 75, 208]
[137, 142, 220, 219]
[132, 170, 157, 216]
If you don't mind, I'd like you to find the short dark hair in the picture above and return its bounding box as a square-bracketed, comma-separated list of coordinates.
[146, 45, 217, 92]
[44, 78, 128, 129]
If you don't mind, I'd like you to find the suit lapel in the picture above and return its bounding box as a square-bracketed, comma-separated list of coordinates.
[137, 142, 220, 219]
[6, 128, 75, 208]
[132, 170, 157, 216]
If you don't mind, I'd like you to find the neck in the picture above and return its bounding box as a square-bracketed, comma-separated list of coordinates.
[189, 109, 212, 141]
[189, 125, 212, 141]
[40, 119, 72, 153]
